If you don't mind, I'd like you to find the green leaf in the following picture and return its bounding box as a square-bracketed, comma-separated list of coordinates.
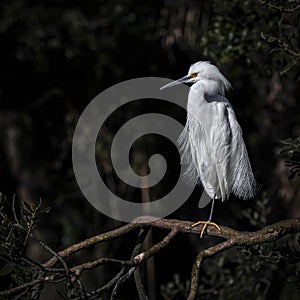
[261, 32, 277, 42]
[280, 59, 299, 75]
[11, 273, 25, 285]
[287, 275, 298, 283]
[279, 138, 299, 146]
[0, 264, 13, 276]
[41, 206, 51, 214]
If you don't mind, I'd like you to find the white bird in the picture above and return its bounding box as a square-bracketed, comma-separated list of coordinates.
[161, 61, 256, 237]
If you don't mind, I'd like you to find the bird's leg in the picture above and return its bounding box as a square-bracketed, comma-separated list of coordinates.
[192, 197, 221, 238]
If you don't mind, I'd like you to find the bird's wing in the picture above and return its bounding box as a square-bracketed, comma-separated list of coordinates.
[209, 100, 233, 201]
[178, 115, 202, 186]
[226, 106, 256, 199]
[210, 97, 256, 200]
[178, 103, 218, 200]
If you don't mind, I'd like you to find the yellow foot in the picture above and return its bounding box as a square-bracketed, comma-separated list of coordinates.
[191, 221, 221, 238]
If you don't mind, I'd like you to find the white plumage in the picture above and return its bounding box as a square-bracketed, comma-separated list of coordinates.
[161, 61, 256, 204]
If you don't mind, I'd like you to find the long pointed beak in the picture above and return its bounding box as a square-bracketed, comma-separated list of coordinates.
[160, 75, 191, 90]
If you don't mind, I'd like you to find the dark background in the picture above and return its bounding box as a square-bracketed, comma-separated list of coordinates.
[0, 0, 299, 299]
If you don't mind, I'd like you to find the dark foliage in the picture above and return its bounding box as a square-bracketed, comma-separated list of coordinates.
[0, 0, 299, 299]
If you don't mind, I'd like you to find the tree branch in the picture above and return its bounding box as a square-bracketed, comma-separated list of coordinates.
[43, 222, 139, 268]
[0, 216, 299, 298]
[187, 216, 300, 300]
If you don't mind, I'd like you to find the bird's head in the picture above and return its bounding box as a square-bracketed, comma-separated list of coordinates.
[160, 61, 231, 95]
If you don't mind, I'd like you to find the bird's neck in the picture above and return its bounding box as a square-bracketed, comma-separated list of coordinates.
[187, 80, 224, 113]
[191, 79, 223, 97]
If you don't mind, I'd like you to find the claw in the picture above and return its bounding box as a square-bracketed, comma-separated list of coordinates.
[191, 221, 221, 238]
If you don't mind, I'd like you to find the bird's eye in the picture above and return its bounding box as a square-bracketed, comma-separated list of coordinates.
[189, 73, 198, 78]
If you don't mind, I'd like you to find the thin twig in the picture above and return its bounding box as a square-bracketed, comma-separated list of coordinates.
[12, 197, 71, 288]
[25, 231, 71, 287]
[110, 227, 150, 300]
[87, 269, 126, 299]
[258, 0, 300, 13]
[110, 267, 136, 300]
[134, 228, 150, 300]
[77, 279, 87, 299]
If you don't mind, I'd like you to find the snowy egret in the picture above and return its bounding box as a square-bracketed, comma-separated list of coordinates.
[161, 61, 256, 237]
